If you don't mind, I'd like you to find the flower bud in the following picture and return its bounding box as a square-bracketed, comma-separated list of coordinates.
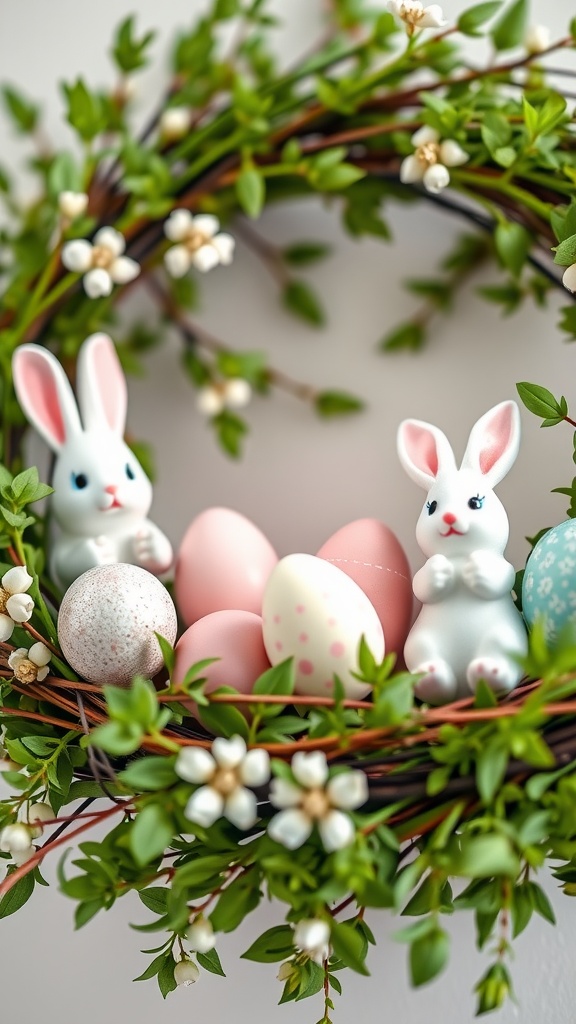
[524, 24, 551, 54]
[58, 191, 89, 220]
[26, 801, 53, 836]
[6, 592, 34, 624]
[174, 958, 200, 987]
[2, 565, 33, 594]
[0, 822, 33, 853]
[186, 918, 216, 954]
[160, 107, 190, 141]
[277, 961, 295, 982]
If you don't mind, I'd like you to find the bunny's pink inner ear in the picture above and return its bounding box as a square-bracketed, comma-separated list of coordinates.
[463, 401, 520, 485]
[77, 333, 127, 434]
[12, 347, 80, 452]
[478, 404, 515, 476]
[404, 424, 439, 478]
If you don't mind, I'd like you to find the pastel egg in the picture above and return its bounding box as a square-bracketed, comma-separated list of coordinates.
[175, 507, 278, 626]
[174, 610, 271, 710]
[57, 563, 177, 686]
[522, 519, 576, 645]
[316, 518, 413, 659]
[262, 553, 384, 699]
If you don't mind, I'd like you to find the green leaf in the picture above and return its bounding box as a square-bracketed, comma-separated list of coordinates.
[528, 881, 556, 925]
[213, 411, 248, 459]
[458, 2, 502, 35]
[112, 15, 156, 73]
[48, 151, 82, 196]
[61, 78, 106, 142]
[133, 951, 168, 982]
[197, 948, 226, 976]
[380, 322, 425, 352]
[283, 243, 332, 266]
[330, 921, 370, 976]
[2, 85, 38, 133]
[198, 697, 250, 740]
[491, 0, 528, 50]
[154, 632, 175, 677]
[454, 834, 520, 878]
[252, 659, 295, 697]
[175, 854, 230, 888]
[283, 280, 325, 327]
[553, 234, 576, 267]
[138, 887, 169, 915]
[494, 221, 530, 277]
[241, 925, 294, 962]
[0, 872, 35, 918]
[551, 202, 576, 244]
[236, 167, 265, 218]
[315, 390, 364, 418]
[130, 804, 174, 866]
[516, 382, 566, 423]
[476, 740, 508, 803]
[120, 756, 178, 792]
[210, 872, 261, 932]
[157, 956, 178, 998]
[409, 924, 449, 986]
[75, 898, 104, 929]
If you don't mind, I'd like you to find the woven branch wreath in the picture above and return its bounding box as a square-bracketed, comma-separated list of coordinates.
[1, 1, 576, 1018]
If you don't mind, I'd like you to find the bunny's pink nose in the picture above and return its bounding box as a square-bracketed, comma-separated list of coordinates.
[104, 485, 118, 495]
[443, 512, 457, 525]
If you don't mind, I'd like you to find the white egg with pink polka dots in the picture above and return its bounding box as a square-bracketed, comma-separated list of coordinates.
[261, 553, 384, 699]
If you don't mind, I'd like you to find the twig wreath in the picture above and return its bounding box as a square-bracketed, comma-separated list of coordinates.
[1, 0, 576, 1018]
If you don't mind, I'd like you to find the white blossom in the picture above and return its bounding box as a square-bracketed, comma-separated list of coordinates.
[25, 801, 53, 838]
[400, 125, 468, 194]
[62, 226, 140, 298]
[524, 24, 551, 54]
[187, 918, 216, 953]
[163, 209, 235, 277]
[387, 1, 446, 33]
[58, 191, 88, 221]
[159, 107, 191, 141]
[293, 919, 331, 965]
[8, 642, 51, 684]
[562, 265, 576, 294]
[268, 751, 368, 852]
[174, 958, 200, 987]
[176, 735, 270, 830]
[196, 378, 252, 418]
[0, 565, 34, 642]
[0, 822, 34, 856]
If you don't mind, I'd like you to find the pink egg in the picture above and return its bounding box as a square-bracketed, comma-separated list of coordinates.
[175, 507, 278, 626]
[174, 610, 271, 718]
[316, 518, 413, 660]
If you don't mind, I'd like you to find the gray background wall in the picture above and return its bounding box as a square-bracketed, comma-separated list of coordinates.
[1, 0, 575, 1020]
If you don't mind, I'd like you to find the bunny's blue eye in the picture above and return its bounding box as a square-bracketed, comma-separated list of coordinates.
[468, 494, 484, 510]
[71, 472, 88, 490]
[426, 500, 437, 516]
[125, 463, 135, 481]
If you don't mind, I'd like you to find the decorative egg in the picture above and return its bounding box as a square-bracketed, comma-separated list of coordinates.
[522, 519, 576, 645]
[57, 563, 178, 686]
[174, 610, 271, 712]
[174, 507, 278, 626]
[316, 518, 413, 659]
[262, 553, 384, 699]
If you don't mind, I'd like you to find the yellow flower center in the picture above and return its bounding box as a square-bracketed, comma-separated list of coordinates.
[13, 659, 38, 685]
[185, 229, 210, 254]
[416, 141, 440, 167]
[0, 587, 9, 614]
[301, 788, 331, 820]
[212, 767, 239, 797]
[91, 245, 115, 269]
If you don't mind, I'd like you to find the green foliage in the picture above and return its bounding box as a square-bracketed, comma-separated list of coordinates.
[111, 16, 156, 73]
[490, 0, 528, 50]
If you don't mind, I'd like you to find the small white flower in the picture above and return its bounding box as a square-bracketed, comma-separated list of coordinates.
[174, 958, 200, 987]
[25, 801, 53, 838]
[8, 642, 51, 684]
[0, 822, 33, 855]
[61, 226, 140, 298]
[187, 918, 216, 953]
[268, 753, 368, 852]
[58, 191, 89, 221]
[293, 918, 331, 965]
[524, 24, 551, 54]
[176, 736, 270, 831]
[562, 265, 576, 294]
[400, 125, 468, 194]
[0, 565, 34, 642]
[387, 0, 446, 33]
[163, 209, 235, 277]
[196, 378, 252, 418]
[159, 107, 191, 141]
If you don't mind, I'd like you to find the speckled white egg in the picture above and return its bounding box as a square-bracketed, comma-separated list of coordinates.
[262, 553, 384, 699]
[57, 563, 178, 686]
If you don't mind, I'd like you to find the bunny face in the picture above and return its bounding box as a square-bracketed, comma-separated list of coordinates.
[51, 429, 152, 536]
[415, 467, 509, 559]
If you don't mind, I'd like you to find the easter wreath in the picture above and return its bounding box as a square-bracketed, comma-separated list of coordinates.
[1, 0, 576, 1019]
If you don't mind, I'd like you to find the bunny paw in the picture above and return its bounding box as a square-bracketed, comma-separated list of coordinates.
[413, 661, 457, 705]
[133, 529, 172, 573]
[467, 658, 518, 695]
[89, 535, 116, 565]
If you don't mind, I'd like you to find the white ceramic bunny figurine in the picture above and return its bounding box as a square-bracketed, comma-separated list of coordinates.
[397, 400, 527, 705]
[12, 333, 173, 590]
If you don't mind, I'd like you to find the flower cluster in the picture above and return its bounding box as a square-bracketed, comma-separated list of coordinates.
[0, 803, 52, 866]
[400, 126, 468, 195]
[175, 735, 270, 830]
[387, 1, 446, 34]
[62, 227, 140, 298]
[0, 566, 34, 641]
[163, 210, 235, 277]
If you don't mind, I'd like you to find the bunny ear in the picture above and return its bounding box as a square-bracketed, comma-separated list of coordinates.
[76, 333, 127, 435]
[12, 344, 82, 453]
[397, 418, 457, 490]
[460, 401, 520, 486]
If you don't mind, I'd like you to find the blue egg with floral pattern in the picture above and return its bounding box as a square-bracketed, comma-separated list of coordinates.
[522, 519, 576, 645]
